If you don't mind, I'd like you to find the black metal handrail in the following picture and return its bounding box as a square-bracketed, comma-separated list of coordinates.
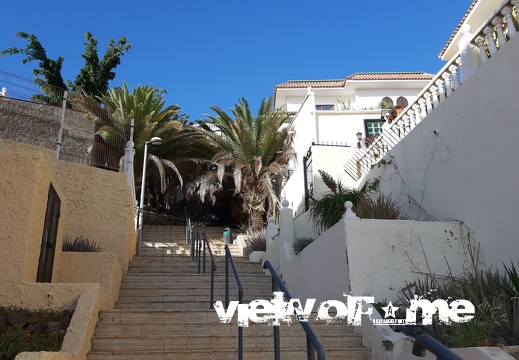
[203, 233, 217, 309]
[225, 244, 244, 360]
[189, 228, 218, 309]
[412, 334, 463, 360]
[263, 260, 326, 360]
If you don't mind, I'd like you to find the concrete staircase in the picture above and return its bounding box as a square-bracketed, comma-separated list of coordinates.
[87, 225, 371, 359]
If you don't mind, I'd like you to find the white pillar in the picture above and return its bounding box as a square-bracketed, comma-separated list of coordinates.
[483, 26, 498, 56]
[279, 200, 295, 270]
[306, 87, 319, 143]
[492, 16, 506, 48]
[343, 201, 359, 220]
[502, 6, 517, 38]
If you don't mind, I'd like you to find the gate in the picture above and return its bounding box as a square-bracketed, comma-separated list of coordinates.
[36, 184, 61, 283]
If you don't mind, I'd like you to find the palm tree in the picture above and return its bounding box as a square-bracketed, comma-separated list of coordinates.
[73, 82, 194, 197]
[191, 97, 295, 230]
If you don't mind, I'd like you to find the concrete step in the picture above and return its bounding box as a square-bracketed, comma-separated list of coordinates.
[88, 348, 370, 360]
[91, 334, 364, 352]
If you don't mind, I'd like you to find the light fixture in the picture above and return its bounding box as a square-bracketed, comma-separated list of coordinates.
[356, 131, 362, 149]
[137, 137, 163, 254]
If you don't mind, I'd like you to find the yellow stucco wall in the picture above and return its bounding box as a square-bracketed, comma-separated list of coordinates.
[59, 252, 123, 310]
[0, 151, 68, 292]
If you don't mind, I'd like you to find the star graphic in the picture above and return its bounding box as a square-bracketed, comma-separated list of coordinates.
[381, 301, 398, 319]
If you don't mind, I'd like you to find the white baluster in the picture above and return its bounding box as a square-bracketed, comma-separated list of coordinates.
[436, 79, 446, 102]
[449, 64, 459, 91]
[483, 26, 498, 56]
[424, 92, 433, 114]
[442, 73, 453, 97]
[475, 36, 488, 64]
[403, 115, 410, 133]
[430, 85, 439, 108]
[492, 16, 507, 48]
[502, 6, 517, 38]
[407, 109, 415, 127]
[419, 98, 427, 119]
[456, 57, 463, 85]
[398, 119, 404, 138]
[412, 104, 422, 125]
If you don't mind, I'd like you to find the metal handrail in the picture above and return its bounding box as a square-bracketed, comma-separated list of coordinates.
[225, 245, 244, 360]
[263, 260, 326, 360]
[412, 334, 463, 360]
[203, 233, 217, 309]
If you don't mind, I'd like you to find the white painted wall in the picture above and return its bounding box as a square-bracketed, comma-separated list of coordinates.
[279, 217, 467, 304]
[363, 33, 519, 272]
[280, 220, 350, 304]
[345, 220, 467, 301]
[282, 144, 357, 217]
[311, 145, 358, 194]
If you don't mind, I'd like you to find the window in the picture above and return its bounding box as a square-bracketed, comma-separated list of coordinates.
[315, 104, 334, 111]
[397, 96, 408, 108]
[364, 119, 386, 137]
[381, 97, 393, 108]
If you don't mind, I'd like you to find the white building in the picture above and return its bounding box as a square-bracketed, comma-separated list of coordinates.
[274, 73, 433, 216]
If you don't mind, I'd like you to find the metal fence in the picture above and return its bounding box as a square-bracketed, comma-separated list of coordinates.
[0, 69, 127, 171]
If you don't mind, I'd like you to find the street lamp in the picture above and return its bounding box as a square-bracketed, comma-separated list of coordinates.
[356, 131, 362, 149]
[137, 136, 163, 254]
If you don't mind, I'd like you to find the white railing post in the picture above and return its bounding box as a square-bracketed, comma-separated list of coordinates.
[419, 98, 427, 120]
[279, 200, 295, 274]
[436, 79, 446, 102]
[442, 73, 453, 97]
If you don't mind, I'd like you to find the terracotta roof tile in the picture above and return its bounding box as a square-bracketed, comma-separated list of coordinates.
[438, 0, 478, 58]
[275, 80, 346, 89]
[345, 72, 434, 81]
[275, 73, 434, 89]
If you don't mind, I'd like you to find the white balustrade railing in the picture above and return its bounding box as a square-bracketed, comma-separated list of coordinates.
[344, 0, 519, 181]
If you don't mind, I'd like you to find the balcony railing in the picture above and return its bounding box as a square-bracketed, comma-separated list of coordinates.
[344, 0, 519, 181]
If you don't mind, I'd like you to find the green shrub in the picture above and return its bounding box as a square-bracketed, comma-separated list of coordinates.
[309, 171, 372, 234]
[292, 237, 315, 255]
[62, 235, 103, 252]
[354, 193, 409, 220]
[399, 262, 519, 347]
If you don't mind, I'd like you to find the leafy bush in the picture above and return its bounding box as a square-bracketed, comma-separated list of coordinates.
[62, 235, 103, 252]
[309, 171, 372, 234]
[354, 193, 409, 220]
[292, 237, 315, 255]
[244, 229, 266, 252]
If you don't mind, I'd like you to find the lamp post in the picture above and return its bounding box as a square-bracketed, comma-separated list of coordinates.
[137, 136, 163, 254]
[356, 131, 362, 149]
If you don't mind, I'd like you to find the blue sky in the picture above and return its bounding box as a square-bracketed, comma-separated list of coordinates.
[1, 0, 472, 121]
